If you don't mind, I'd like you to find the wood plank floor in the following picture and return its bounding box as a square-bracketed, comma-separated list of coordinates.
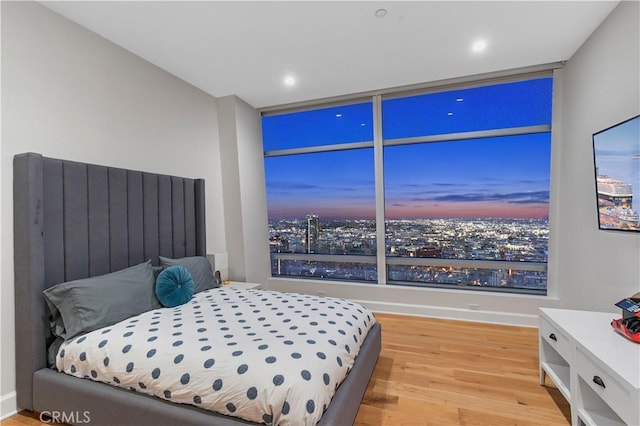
[3, 313, 570, 426]
[354, 313, 570, 425]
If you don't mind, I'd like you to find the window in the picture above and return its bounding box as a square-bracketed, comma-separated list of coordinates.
[263, 75, 553, 294]
[264, 103, 378, 282]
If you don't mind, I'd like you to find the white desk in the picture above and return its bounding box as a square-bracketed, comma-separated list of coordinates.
[539, 308, 639, 426]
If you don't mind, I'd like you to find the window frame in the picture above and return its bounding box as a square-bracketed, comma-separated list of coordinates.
[263, 70, 554, 295]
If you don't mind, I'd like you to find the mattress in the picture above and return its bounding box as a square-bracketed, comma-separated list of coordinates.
[55, 288, 376, 425]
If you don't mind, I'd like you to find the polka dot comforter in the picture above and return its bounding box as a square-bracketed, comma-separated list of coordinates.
[55, 287, 376, 425]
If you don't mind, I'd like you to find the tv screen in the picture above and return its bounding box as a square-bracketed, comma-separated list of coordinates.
[592, 115, 640, 232]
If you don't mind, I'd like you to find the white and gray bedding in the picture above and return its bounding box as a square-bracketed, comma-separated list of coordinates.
[15, 153, 381, 426]
[55, 287, 376, 425]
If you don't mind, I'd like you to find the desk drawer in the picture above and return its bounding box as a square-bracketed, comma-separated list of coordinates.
[576, 347, 632, 425]
[540, 316, 571, 363]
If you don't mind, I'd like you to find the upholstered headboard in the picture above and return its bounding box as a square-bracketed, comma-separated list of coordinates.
[13, 152, 207, 410]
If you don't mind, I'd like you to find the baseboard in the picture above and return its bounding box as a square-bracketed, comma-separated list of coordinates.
[0, 391, 17, 421]
[267, 278, 543, 328]
[355, 300, 539, 327]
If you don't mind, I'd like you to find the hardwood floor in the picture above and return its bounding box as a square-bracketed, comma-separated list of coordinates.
[3, 313, 570, 426]
[354, 313, 570, 425]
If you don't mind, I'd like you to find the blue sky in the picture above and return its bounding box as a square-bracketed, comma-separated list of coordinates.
[264, 78, 553, 220]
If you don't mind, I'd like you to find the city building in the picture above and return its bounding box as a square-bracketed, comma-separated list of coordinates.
[305, 214, 320, 254]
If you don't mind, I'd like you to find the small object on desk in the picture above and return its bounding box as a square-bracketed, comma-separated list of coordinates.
[615, 292, 640, 319]
[625, 317, 640, 333]
[612, 293, 640, 343]
[214, 270, 222, 286]
[611, 316, 640, 343]
[223, 280, 230, 286]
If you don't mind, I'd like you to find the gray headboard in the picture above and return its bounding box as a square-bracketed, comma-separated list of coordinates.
[13, 152, 207, 411]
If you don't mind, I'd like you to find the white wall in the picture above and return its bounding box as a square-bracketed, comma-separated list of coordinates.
[555, 0, 640, 311]
[217, 96, 271, 284]
[0, 1, 225, 417]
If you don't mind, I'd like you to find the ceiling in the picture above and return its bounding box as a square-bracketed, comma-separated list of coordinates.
[41, 1, 620, 109]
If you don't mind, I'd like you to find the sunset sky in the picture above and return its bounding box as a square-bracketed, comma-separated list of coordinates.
[263, 78, 552, 220]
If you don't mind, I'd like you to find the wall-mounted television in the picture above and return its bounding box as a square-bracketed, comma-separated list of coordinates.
[592, 115, 640, 232]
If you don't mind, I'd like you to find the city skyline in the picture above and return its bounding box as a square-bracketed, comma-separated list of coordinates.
[268, 216, 548, 290]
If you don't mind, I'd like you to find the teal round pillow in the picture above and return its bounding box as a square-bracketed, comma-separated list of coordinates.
[155, 266, 194, 307]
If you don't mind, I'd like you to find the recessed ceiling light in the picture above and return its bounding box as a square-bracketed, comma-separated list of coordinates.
[283, 75, 296, 86]
[447, 112, 454, 116]
[472, 39, 487, 53]
[336, 114, 343, 118]
[456, 98, 464, 102]
[375, 9, 387, 18]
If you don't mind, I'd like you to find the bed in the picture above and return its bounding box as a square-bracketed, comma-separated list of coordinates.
[13, 152, 381, 426]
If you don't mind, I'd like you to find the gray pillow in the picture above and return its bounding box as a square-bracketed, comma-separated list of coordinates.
[159, 255, 218, 293]
[43, 260, 160, 340]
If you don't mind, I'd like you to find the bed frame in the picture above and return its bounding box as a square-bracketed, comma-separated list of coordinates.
[13, 152, 381, 425]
